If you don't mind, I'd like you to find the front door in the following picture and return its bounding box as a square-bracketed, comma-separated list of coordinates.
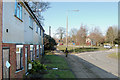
[25, 47, 28, 73]
[2, 48, 10, 79]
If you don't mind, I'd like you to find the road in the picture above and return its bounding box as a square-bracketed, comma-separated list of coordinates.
[55, 49, 118, 78]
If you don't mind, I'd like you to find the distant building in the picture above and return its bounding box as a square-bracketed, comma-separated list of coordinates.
[0, 0, 45, 79]
[86, 36, 96, 46]
[86, 37, 91, 45]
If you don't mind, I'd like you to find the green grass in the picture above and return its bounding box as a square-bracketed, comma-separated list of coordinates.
[45, 50, 55, 55]
[44, 70, 75, 78]
[57, 45, 74, 52]
[57, 45, 108, 53]
[42, 55, 75, 78]
[43, 55, 69, 69]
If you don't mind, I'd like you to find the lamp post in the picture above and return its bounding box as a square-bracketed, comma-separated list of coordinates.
[49, 26, 51, 36]
[66, 16, 68, 49]
[66, 10, 79, 57]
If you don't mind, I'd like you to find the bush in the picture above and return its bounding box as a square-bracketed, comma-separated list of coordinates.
[44, 34, 57, 50]
[28, 60, 47, 74]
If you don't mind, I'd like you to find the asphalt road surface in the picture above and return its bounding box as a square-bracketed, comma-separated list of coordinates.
[55, 49, 118, 78]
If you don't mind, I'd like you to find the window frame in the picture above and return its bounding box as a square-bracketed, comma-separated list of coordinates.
[15, 2, 22, 21]
[30, 45, 33, 61]
[40, 28, 41, 36]
[36, 45, 39, 58]
[29, 16, 33, 29]
[16, 47, 23, 71]
[36, 25, 38, 33]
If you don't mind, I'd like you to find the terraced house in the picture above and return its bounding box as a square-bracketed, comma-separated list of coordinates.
[0, 0, 45, 79]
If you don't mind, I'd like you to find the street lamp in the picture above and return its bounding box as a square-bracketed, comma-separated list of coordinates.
[66, 10, 79, 56]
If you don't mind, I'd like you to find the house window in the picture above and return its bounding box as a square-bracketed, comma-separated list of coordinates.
[36, 45, 39, 58]
[30, 45, 33, 61]
[41, 30, 43, 37]
[15, 2, 22, 20]
[16, 45, 23, 70]
[40, 45, 42, 55]
[40, 28, 41, 36]
[33, 47, 35, 60]
[36, 25, 38, 33]
[38, 27, 40, 35]
[29, 16, 33, 29]
[43, 32, 44, 38]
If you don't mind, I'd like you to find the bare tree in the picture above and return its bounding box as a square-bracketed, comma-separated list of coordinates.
[76, 25, 87, 45]
[55, 27, 65, 42]
[89, 27, 104, 46]
[69, 28, 77, 43]
[28, 1, 50, 25]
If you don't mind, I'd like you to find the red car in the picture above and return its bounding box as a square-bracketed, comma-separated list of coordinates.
[60, 43, 63, 45]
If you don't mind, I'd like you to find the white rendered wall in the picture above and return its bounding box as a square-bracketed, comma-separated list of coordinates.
[3, 2, 24, 43]
[2, 2, 42, 45]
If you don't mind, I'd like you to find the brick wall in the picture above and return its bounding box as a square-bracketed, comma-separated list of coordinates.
[2, 43, 41, 79]
[2, 43, 31, 78]
[2, 43, 24, 78]
[0, 0, 3, 79]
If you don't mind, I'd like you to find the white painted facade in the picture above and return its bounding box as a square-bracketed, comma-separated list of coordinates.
[2, 2, 44, 45]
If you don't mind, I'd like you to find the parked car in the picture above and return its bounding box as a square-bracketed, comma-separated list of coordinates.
[104, 45, 112, 49]
[60, 43, 63, 45]
[115, 44, 118, 47]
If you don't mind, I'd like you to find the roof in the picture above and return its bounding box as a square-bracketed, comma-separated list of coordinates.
[23, 2, 45, 32]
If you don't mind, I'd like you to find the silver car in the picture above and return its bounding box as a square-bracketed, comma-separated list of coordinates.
[104, 45, 112, 49]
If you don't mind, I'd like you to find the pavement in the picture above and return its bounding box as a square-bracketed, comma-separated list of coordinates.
[55, 48, 118, 78]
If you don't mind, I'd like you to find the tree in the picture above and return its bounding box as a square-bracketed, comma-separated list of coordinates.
[106, 27, 115, 45]
[112, 26, 118, 44]
[89, 27, 104, 46]
[28, 1, 50, 25]
[44, 34, 57, 50]
[76, 25, 87, 45]
[118, 29, 120, 45]
[69, 28, 77, 43]
[55, 27, 65, 42]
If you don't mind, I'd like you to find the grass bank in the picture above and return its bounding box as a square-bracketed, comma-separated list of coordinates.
[42, 51, 75, 78]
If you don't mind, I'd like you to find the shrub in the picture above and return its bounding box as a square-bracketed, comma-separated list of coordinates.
[28, 60, 47, 74]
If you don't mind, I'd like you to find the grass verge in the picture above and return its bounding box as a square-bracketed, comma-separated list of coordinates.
[42, 54, 75, 78]
[108, 53, 120, 59]
[57, 45, 108, 53]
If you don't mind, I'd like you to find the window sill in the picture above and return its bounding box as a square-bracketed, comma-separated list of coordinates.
[29, 26, 33, 30]
[15, 67, 24, 73]
[14, 15, 23, 22]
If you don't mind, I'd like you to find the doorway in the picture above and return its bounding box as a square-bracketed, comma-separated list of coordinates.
[2, 48, 10, 79]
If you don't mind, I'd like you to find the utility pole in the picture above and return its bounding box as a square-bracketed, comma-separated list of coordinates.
[49, 26, 51, 36]
[65, 10, 79, 57]
[66, 16, 68, 50]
